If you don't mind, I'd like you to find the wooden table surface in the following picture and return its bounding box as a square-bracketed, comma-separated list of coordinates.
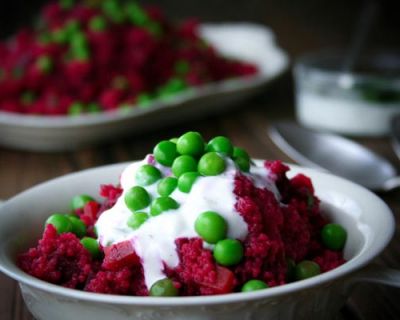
[0, 1, 399, 318]
[0, 74, 399, 319]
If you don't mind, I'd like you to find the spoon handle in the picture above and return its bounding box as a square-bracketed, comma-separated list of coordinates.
[342, 0, 379, 72]
[382, 176, 400, 192]
[390, 114, 400, 161]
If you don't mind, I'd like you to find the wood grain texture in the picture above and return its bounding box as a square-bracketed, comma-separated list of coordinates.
[0, 0, 399, 319]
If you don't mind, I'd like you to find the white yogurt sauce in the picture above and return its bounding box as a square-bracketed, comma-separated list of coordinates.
[96, 155, 278, 289]
[296, 92, 400, 137]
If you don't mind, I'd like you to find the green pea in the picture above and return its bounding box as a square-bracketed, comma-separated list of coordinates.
[64, 20, 81, 38]
[168, 78, 186, 92]
[126, 2, 149, 26]
[176, 132, 205, 156]
[68, 102, 85, 116]
[70, 194, 95, 211]
[45, 213, 72, 234]
[36, 55, 53, 74]
[195, 211, 227, 244]
[286, 258, 296, 282]
[119, 104, 132, 115]
[20, 91, 35, 105]
[135, 164, 162, 186]
[93, 225, 98, 238]
[52, 28, 68, 44]
[198, 152, 226, 176]
[174, 60, 190, 75]
[241, 279, 269, 292]
[321, 223, 347, 250]
[150, 197, 179, 216]
[157, 177, 178, 196]
[137, 93, 153, 108]
[102, 0, 120, 12]
[127, 212, 149, 230]
[154, 140, 178, 166]
[233, 147, 250, 161]
[169, 137, 178, 144]
[295, 260, 321, 280]
[80, 237, 101, 259]
[233, 147, 250, 172]
[102, 0, 125, 23]
[159, 78, 187, 97]
[206, 136, 233, 156]
[70, 31, 90, 60]
[69, 216, 87, 238]
[89, 15, 107, 32]
[213, 239, 244, 266]
[172, 155, 197, 177]
[88, 103, 101, 113]
[125, 186, 151, 212]
[72, 46, 91, 61]
[235, 156, 250, 172]
[109, 12, 125, 24]
[150, 278, 178, 297]
[59, 0, 74, 10]
[70, 32, 88, 50]
[177, 172, 200, 193]
[146, 22, 162, 37]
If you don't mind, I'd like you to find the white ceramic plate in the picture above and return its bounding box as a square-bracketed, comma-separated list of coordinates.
[0, 23, 289, 152]
[0, 161, 397, 320]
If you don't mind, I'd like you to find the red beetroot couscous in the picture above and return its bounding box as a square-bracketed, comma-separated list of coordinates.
[18, 141, 346, 297]
[0, 0, 258, 116]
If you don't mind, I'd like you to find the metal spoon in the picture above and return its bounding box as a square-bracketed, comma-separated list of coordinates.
[390, 114, 400, 161]
[269, 121, 400, 192]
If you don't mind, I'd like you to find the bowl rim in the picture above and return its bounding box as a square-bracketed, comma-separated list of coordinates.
[294, 49, 400, 86]
[0, 76, 266, 128]
[0, 22, 289, 129]
[0, 161, 395, 306]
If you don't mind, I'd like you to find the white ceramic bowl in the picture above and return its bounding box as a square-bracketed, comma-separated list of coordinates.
[0, 161, 399, 320]
[0, 23, 288, 152]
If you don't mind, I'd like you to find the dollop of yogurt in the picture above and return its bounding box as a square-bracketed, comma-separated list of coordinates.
[95, 156, 278, 289]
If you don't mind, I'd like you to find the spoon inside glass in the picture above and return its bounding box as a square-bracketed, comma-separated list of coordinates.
[269, 121, 400, 192]
[390, 114, 400, 161]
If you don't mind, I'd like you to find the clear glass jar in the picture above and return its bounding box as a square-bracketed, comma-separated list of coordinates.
[294, 51, 400, 136]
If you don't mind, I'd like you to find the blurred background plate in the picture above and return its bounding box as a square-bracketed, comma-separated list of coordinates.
[0, 23, 289, 152]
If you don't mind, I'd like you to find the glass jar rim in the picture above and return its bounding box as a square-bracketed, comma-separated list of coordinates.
[294, 49, 400, 88]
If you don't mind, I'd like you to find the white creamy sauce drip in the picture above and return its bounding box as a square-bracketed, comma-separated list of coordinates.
[248, 163, 280, 197]
[96, 156, 279, 289]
